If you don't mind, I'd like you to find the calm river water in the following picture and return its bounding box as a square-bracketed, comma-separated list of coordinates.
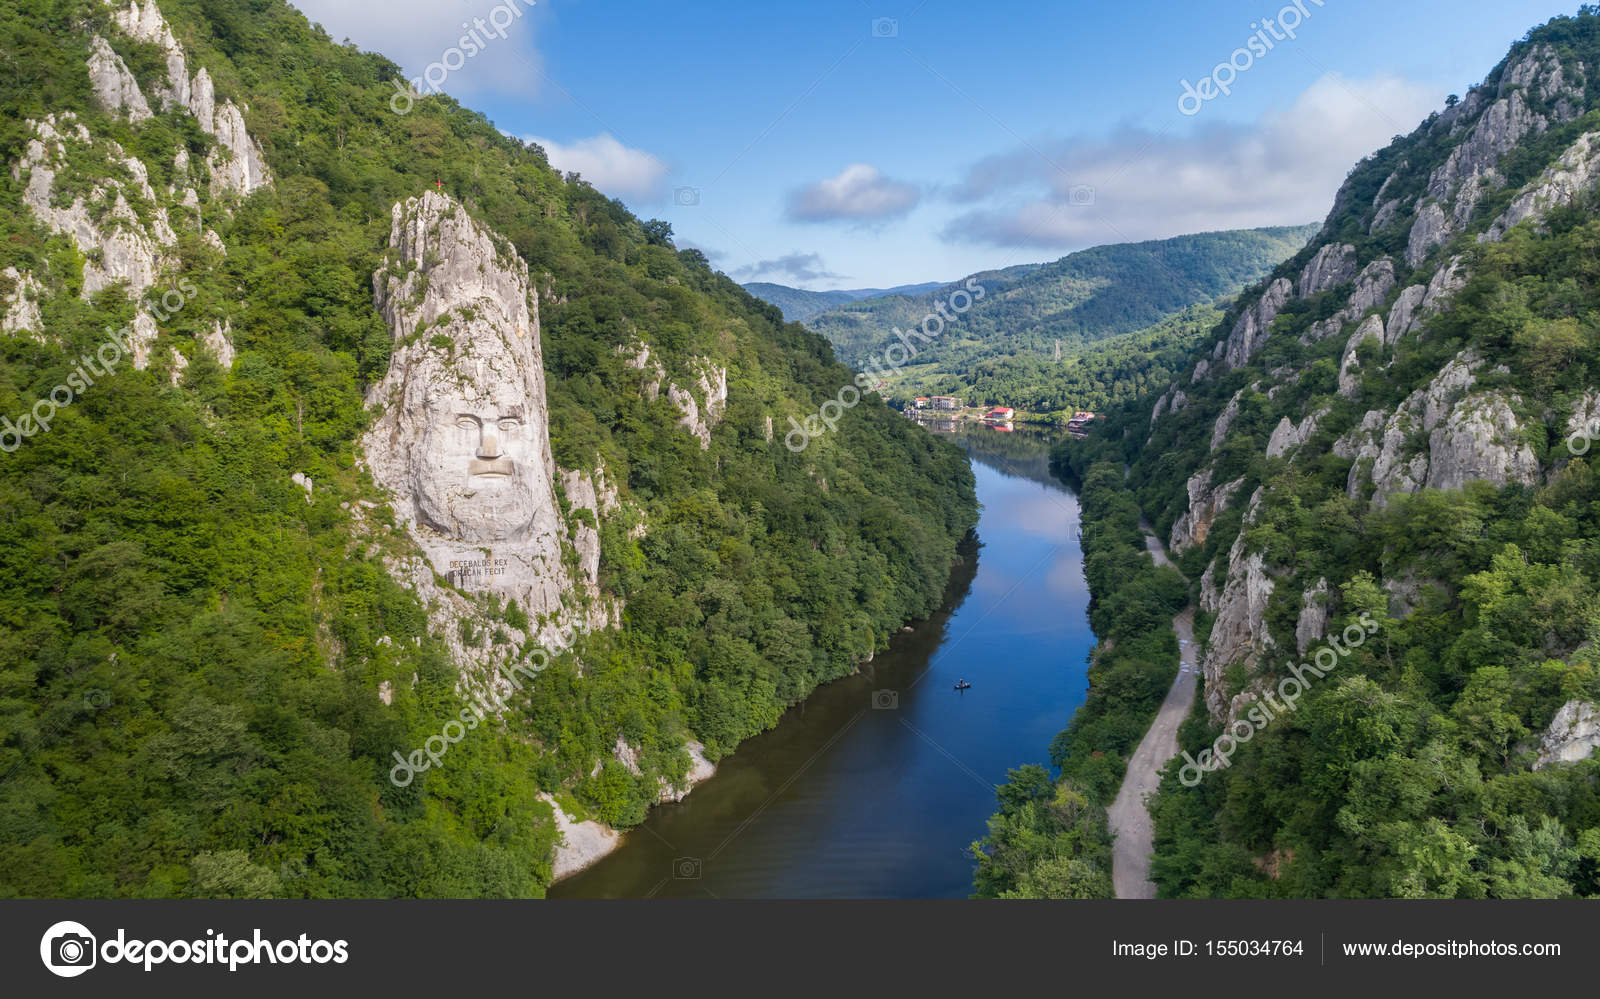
[552, 426, 1094, 898]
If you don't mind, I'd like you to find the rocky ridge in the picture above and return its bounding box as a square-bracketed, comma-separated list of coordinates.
[1153, 38, 1600, 727]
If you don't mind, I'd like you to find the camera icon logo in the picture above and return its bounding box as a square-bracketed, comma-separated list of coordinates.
[1068, 184, 1096, 206]
[673, 186, 701, 207]
[871, 689, 898, 710]
[673, 857, 703, 879]
[40, 920, 96, 977]
[871, 17, 899, 38]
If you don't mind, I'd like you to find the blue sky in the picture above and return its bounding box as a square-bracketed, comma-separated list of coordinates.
[291, 0, 1579, 288]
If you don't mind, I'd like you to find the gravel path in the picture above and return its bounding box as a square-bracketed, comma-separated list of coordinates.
[1106, 524, 1196, 899]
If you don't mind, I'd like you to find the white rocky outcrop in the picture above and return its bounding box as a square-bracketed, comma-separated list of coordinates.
[1426, 90, 1547, 216]
[1297, 244, 1357, 299]
[1500, 43, 1586, 118]
[1566, 391, 1600, 443]
[87, 35, 152, 122]
[668, 359, 728, 448]
[1151, 385, 1189, 426]
[1533, 700, 1600, 770]
[1210, 386, 1251, 452]
[1384, 284, 1427, 346]
[1337, 315, 1385, 398]
[1169, 468, 1244, 553]
[15, 114, 176, 299]
[1221, 277, 1292, 370]
[1371, 197, 1401, 233]
[1345, 258, 1396, 317]
[1295, 578, 1330, 655]
[1, 267, 43, 336]
[558, 464, 622, 616]
[621, 340, 665, 399]
[111, 0, 191, 107]
[1266, 407, 1327, 460]
[109, 0, 271, 198]
[125, 310, 158, 370]
[1199, 560, 1221, 613]
[1405, 202, 1452, 267]
[203, 318, 235, 369]
[1333, 410, 1389, 461]
[362, 191, 583, 644]
[1384, 257, 1468, 345]
[1341, 350, 1539, 504]
[1302, 258, 1396, 345]
[1202, 527, 1276, 722]
[613, 735, 717, 803]
[1424, 393, 1540, 493]
[1484, 130, 1600, 241]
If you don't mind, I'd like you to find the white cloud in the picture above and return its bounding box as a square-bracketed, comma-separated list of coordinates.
[527, 133, 670, 201]
[732, 252, 845, 284]
[289, 0, 544, 98]
[943, 73, 1439, 249]
[787, 164, 921, 223]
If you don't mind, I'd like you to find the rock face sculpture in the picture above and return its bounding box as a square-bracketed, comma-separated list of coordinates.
[363, 191, 575, 627]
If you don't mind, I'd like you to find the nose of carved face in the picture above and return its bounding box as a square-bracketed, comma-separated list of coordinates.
[478, 423, 502, 459]
[467, 419, 514, 478]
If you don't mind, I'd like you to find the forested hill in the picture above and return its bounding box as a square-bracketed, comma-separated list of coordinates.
[800, 225, 1317, 371]
[981, 10, 1600, 898]
[740, 280, 945, 323]
[0, 0, 976, 897]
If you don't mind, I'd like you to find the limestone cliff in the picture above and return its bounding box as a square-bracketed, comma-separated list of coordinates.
[1154, 34, 1600, 727]
[5, 1, 266, 371]
[361, 191, 602, 650]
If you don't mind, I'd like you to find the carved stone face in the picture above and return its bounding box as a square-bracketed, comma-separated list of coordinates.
[407, 349, 546, 545]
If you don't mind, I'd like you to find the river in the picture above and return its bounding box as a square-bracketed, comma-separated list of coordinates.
[551, 425, 1094, 898]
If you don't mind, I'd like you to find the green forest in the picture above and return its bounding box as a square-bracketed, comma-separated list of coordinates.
[0, 0, 976, 897]
[794, 225, 1315, 418]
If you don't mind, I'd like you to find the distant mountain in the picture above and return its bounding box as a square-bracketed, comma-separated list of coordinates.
[801, 225, 1319, 376]
[741, 280, 948, 322]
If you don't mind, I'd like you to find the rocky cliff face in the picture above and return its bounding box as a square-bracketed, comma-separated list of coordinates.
[667, 358, 728, 448]
[362, 191, 601, 648]
[1152, 35, 1600, 726]
[16, 114, 178, 301]
[5, 1, 263, 370]
[1336, 350, 1539, 504]
[1534, 700, 1600, 769]
[110, 0, 271, 198]
[1200, 492, 1276, 722]
[1169, 468, 1243, 553]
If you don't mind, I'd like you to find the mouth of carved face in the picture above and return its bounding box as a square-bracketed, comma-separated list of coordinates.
[468, 456, 515, 478]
